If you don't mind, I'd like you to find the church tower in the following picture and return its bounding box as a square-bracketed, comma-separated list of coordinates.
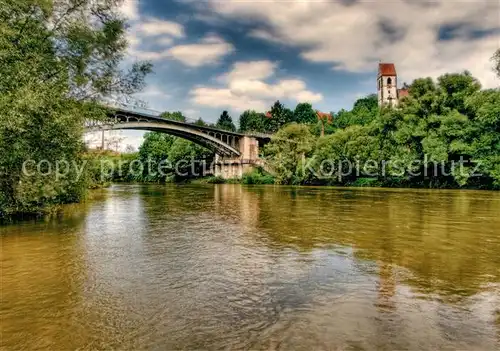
[377, 63, 398, 107]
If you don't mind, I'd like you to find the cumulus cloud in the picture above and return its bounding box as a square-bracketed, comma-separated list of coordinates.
[121, 0, 185, 61]
[135, 18, 185, 37]
[126, 16, 186, 61]
[203, 0, 500, 88]
[190, 60, 323, 111]
[223, 60, 277, 81]
[128, 34, 234, 65]
[136, 85, 171, 99]
[166, 34, 234, 67]
[121, 1, 232, 66]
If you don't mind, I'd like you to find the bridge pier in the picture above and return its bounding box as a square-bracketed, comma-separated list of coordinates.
[214, 136, 260, 179]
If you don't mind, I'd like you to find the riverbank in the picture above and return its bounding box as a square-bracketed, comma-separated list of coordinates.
[0, 184, 111, 224]
[2, 166, 498, 223]
[190, 168, 499, 190]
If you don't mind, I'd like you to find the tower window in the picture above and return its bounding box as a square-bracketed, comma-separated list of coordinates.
[387, 77, 392, 85]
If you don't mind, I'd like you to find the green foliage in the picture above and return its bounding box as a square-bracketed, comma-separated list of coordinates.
[204, 176, 226, 184]
[238, 101, 306, 134]
[242, 168, 275, 185]
[332, 94, 379, 130]
[293, 103, 317, 124]
[239, 110, 266, 133]
[160, 111, 186, 122]
[194, 118, 208, 126]
[0, 0, 151, 218]
[262, 123, 315, 184]
[136, 130, 212, 182]
[348, 178, 382, 187]
[353, 94, 379, 111]
[311, 125, 378, 182]
[265, 100, 294, 133]
[216, 111, 236, 132]
[260, 69, 499, 189]
[168, 138, 212, 181]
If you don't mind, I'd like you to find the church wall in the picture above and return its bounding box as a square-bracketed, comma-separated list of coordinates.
[378, 74, 399, 107]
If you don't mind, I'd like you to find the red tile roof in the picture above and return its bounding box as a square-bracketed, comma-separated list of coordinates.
[265, 111, 272, 118]
[378, 63, 396, 76]
[316, 111, 332, 122]
[398, 89, 409, 98]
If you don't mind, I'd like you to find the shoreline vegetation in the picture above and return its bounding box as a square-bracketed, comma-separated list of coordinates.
[1, 1, 499, 221]
[98, 71, 500, 192]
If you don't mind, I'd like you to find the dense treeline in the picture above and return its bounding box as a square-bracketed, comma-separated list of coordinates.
[261, 71, 500, 188]
[0, 0, 151, 219]
[0, 0, 498, 221]
[113, 67, 499, 190]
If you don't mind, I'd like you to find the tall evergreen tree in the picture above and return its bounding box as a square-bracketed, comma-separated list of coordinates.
[266, 100, 294, 132]
[216, 111, 236, 132]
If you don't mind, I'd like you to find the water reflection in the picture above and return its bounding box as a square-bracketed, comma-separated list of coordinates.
[1, 184, 499, 350]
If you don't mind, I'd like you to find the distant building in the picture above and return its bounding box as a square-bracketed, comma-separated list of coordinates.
[377, 63, 409, 107]
[316, 111, 332, 136]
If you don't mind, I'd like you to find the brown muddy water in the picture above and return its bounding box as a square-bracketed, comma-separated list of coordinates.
[1, 184, 499, 350]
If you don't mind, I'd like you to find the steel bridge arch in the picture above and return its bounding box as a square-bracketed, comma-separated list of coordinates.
[86, 120, 241, 157]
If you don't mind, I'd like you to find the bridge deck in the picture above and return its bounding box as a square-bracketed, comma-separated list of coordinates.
[109, 107, 272, 140]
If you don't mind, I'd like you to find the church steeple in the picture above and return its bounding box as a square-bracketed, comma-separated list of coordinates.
[377, 63, 398, 107]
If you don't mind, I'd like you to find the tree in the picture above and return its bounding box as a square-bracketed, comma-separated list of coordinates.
[464, 89, 500, 186]
[262, 123, 315, 184]
[0, 0, 151, 217]
[216, 111, 236, 132]
[312, 125, 378, 183]
[239, 110, 265, 133]
[353, 94, 378, 112]
[167, 139, 212, 180]
[293, 103, 317, 124]
[331, 95, 378, 130]
[124, 145, 137, 153]
[105, 133, 125, 152]
[160, 111, 186, 122]
[492, 49, 500, 78]
[138, 133, 175, 182]
[265, 100, 294, 132]
[437, 71, 481, 114]
[194, 118, 208, 127]
[138, 132, 213, 182]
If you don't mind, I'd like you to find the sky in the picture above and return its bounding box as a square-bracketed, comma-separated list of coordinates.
[87, 0, 500, 150]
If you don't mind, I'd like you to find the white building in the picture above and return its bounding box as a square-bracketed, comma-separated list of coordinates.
[377, 63, 409, 107]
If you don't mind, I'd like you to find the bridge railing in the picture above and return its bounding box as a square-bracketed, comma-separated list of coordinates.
[103, 102, 200, 124]
[99, 101, 272, 139]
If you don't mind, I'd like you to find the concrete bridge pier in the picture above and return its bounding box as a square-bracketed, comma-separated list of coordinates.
[214, 136, 260, 179]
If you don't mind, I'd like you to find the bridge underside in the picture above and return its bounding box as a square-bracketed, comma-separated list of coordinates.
[86, 121, 241, 157]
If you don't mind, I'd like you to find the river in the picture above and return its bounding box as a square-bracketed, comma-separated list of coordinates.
[1, 184, 499, 350]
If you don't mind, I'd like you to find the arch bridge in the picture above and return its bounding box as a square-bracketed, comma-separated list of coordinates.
[85, 107, 271, 158]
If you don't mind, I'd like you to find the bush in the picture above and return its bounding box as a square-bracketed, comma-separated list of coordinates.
[242, 168, 275, 185]
[348, 178, 381, 187]
[198, 176, 226, 184]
